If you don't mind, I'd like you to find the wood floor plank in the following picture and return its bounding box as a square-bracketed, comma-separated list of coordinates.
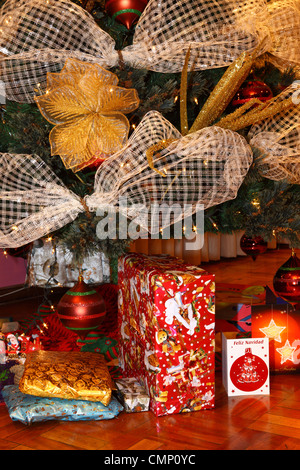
[258, 413, 300, 430]
[221, 396, 271, 420]
[127, 438, 163, 450]
[41, 427, 108, 450]
[138, 415, 228, 448]
[0, 439, 20, 450]
[249, 420, 300, 440]
[151, 440, 202, 450]
[280, 400, 300, 411]
[139, 427, 221, 451]
[4, 422, 79, 450]
[0, 421, 27, 439]
[221, 428, 286, 450]
[13, 445, 35, 450]
[52, 422, 153, 451]
[1, 248, 300, 450]
[276, 437, 300, 450]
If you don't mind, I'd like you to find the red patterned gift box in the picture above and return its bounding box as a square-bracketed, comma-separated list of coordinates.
[118, 253, 215, 417]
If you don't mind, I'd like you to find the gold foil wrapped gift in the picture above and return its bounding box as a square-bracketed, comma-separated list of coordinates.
[19, 350, 112, 406]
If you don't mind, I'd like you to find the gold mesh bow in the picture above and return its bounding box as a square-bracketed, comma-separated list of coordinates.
[35, 59, 139, 172]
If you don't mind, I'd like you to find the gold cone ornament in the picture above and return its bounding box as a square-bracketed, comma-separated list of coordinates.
[35, 59, 140, 172]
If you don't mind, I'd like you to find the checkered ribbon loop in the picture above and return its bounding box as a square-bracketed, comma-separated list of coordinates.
[0, 112, 253, 247]
[1, 0, 296, 103]
[249, 83, 300, 184]
[0, 153, 84, 247]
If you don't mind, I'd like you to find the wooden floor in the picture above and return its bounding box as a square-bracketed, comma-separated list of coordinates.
[1, 246, 300, 451]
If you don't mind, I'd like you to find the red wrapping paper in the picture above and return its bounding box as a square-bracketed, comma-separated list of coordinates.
[118, 253, 215, 416]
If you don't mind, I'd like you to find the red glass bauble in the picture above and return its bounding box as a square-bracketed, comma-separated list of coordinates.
[240, 234, 268, 260]
[105, 0, 149, 29]
[57, 276, 106, 339]
[231, 80, 273, 109]
[230, 347, 268, 392]
[86, 157, 105, 170]
[273, 251, 300, 305]
[80, 157, 105, 173]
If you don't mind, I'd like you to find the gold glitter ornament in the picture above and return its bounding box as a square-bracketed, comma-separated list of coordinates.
[180, 47, 191, 136]
[189, 48, 259, 133]
[146, 139, 176, 177]
[35, 58, 140, 172]
[217, 95, 295, 131]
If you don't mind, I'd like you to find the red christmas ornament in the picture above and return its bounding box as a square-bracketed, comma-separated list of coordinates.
[57, 276, 106, 339]
[273, 250, 300, 305]
[230, 347, 269, 393]
[240, 234, 268, 260]
[80, 157, 106, 173]
[105, 0, 149, 29]
[231, 79, 273, 109]
[86, 157, 105, 170]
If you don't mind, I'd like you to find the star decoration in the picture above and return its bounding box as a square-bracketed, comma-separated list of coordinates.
[35, 58, 139, 172]
[276, 340, 297, 364]
[259, 319, 286, 342]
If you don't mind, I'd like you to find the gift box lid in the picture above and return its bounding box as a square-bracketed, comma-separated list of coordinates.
[122, 253, 213, 285]
[120, 252, 215, 340]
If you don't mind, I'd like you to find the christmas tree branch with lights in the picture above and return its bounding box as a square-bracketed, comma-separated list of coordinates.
[0, 0, 299, 271]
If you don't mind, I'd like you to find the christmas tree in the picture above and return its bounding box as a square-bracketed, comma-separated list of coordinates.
[0, 0, 299, 277]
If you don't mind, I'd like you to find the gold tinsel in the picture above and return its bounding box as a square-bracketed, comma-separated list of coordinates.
[146, 139, 177, 177]
[180, 47, 191, 136]
[217, 96, 295, 131]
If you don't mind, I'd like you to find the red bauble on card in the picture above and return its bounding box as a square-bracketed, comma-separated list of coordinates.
[230, 347, 269, 392]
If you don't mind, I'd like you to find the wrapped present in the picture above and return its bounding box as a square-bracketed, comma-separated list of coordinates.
[19, 350, 113, 405]
[114, 378, 150, 413]
[2, 385, 123, 425]
[0, 317, 13, 329]
[10, 364, 25, 385]
[1, 322, 20, 333]
[118, 253, 215, 417]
